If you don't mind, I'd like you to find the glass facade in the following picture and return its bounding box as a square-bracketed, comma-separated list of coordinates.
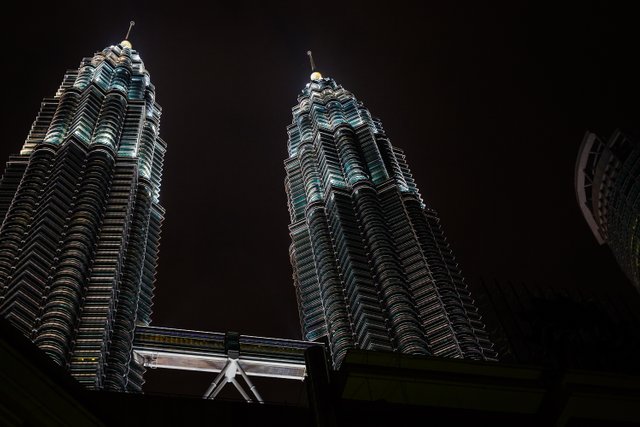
[576, 130, 640, 292]
[0, 41, 165, 391]
[285, 75, 496, 367]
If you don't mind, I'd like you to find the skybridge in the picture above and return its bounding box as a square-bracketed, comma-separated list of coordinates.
[132, 325, 323, 403]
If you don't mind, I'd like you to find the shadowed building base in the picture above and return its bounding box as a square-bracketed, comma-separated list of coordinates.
[2, 317, 639, 427]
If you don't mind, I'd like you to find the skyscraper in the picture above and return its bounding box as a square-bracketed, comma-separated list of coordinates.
[285, 64, 495, 367]
[576, 130, 640, 292]
[0, 35, 165, 391]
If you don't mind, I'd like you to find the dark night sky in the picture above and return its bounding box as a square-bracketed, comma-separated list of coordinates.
[2, 1, 639, 398]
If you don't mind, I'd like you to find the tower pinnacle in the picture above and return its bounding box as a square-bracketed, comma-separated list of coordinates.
[121, 21, 135, 49]
[307, 51, 323, 81]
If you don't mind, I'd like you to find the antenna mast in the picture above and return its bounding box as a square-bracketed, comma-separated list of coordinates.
[125, 21, 135, 40]
[307, 51, 316, 71]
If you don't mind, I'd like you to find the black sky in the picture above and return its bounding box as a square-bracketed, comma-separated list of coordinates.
[2, 1, 639, 398]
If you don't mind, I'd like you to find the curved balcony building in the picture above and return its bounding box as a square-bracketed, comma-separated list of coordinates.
[0, 39, 165, 391]
[285, 71, 496, 367]
[576, 130, 640, 292]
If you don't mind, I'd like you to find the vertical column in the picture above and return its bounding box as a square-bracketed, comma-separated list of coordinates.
[35, 147, 115, 366]
[106, 180, 153, 391]
[352, 184, 429, 355]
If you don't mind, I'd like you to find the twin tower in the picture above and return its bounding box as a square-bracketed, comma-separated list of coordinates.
[0, 40, 494, 390]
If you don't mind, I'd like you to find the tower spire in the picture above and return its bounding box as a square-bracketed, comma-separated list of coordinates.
[121, 21, 135, 49]
[307, 51, 316, 71]
[125, 21, 135, 40]
[307, 50, 323, 81]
